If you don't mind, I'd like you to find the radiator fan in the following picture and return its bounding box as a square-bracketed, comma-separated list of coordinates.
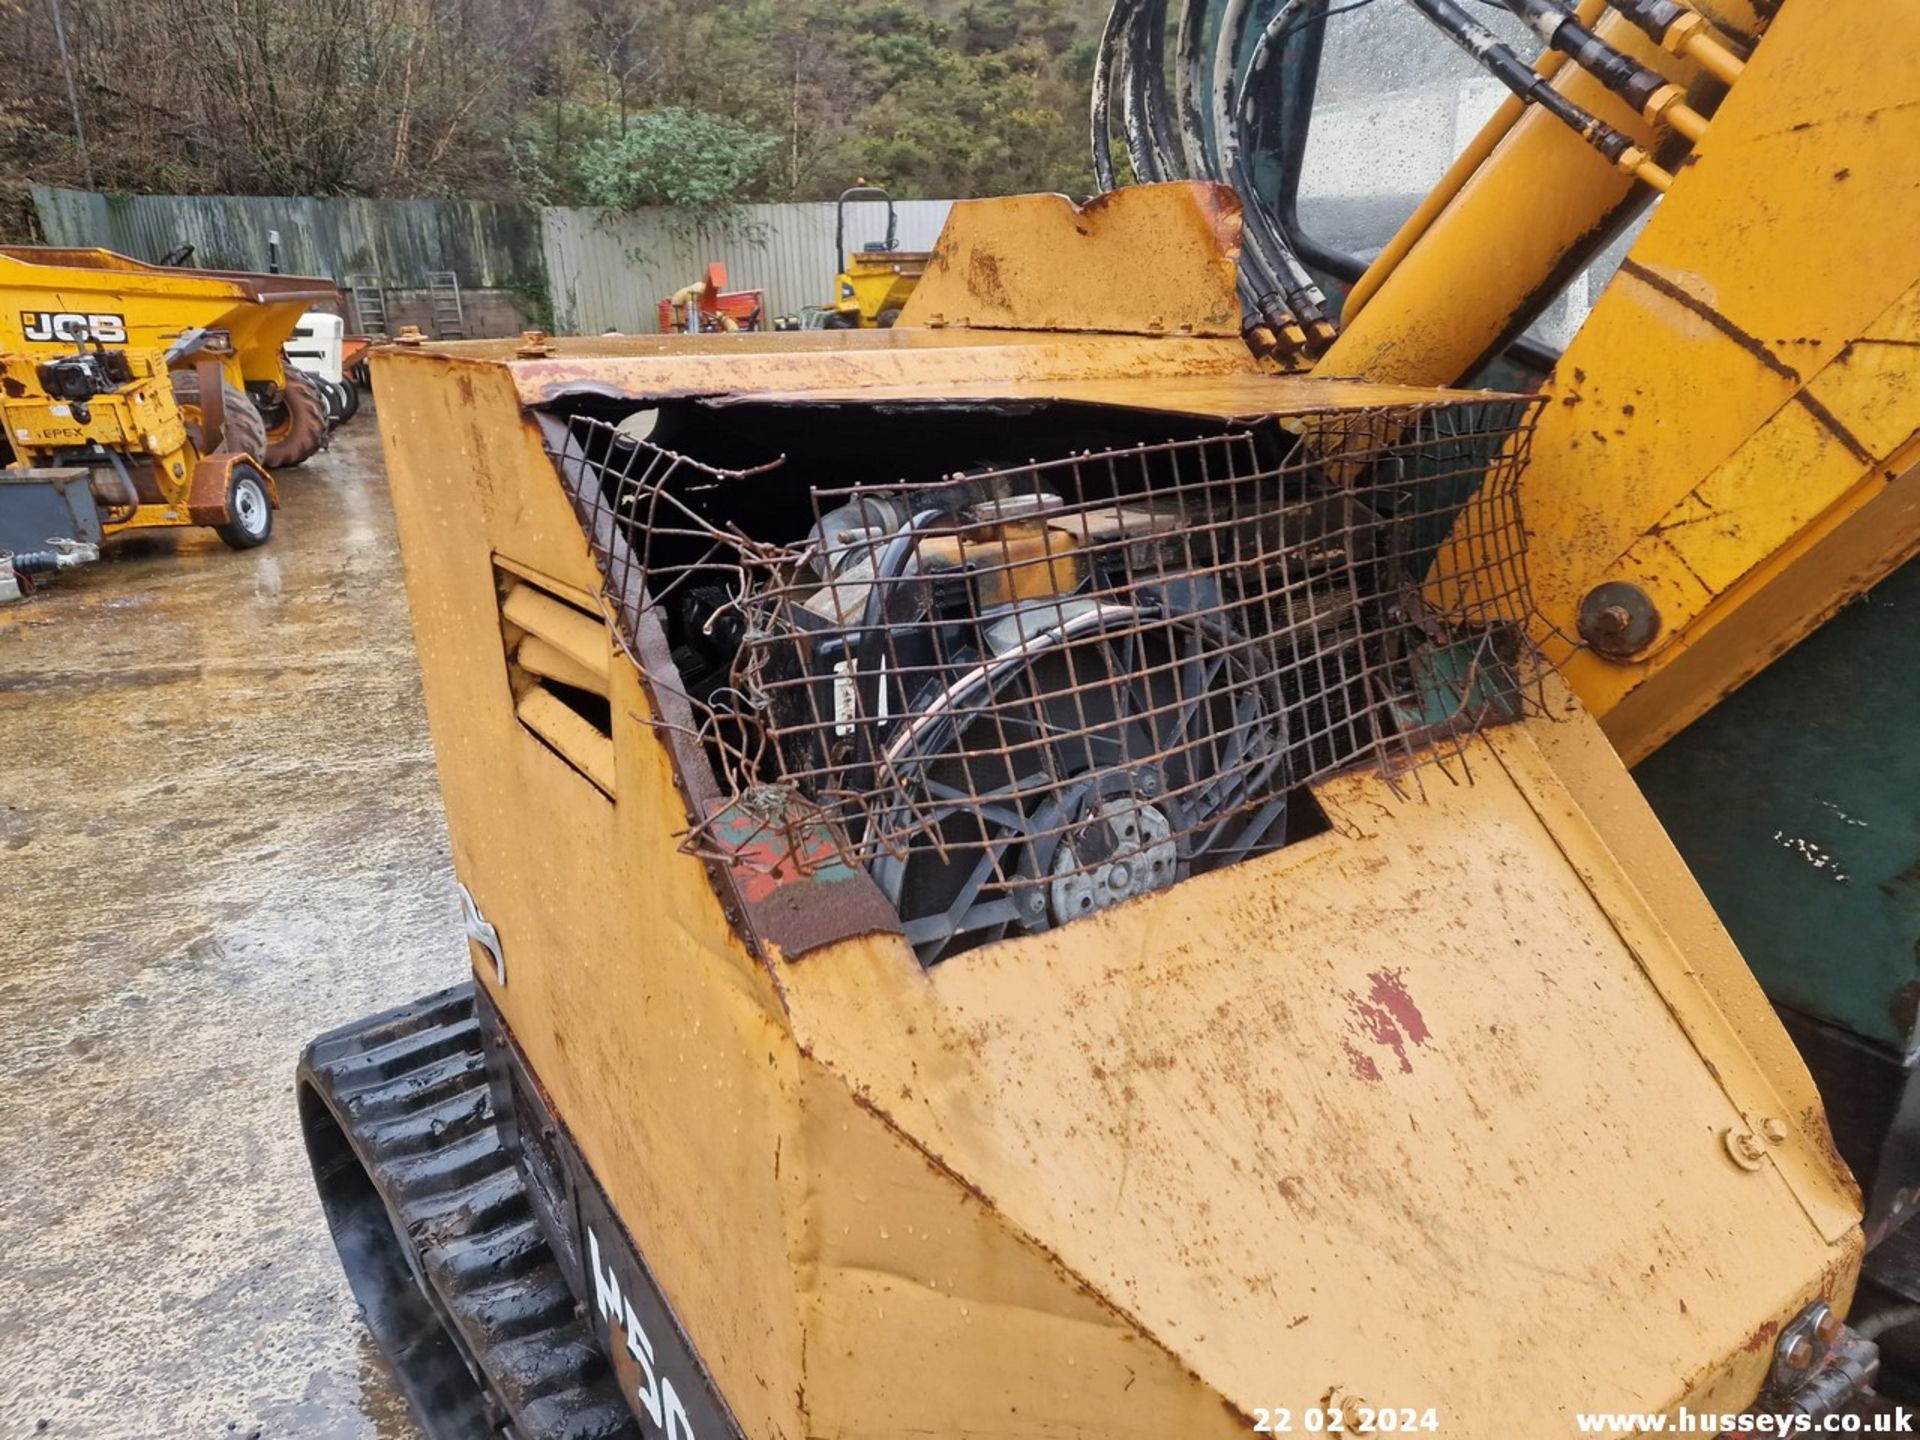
[859, 594, 1289, 964]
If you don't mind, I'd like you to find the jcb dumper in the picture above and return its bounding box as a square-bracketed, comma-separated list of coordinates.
[0, 247, 336, 471]
[299, 186, 1875, 1438]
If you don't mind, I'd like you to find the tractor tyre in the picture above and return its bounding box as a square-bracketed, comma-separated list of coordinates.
[335, 375, 362, 424]
[821, 310, 859, 329]
[214, 462, 274, 550]
[876, 307, 902, 328]
[171, 371, 270, 462]
[260, 369, 330, 469]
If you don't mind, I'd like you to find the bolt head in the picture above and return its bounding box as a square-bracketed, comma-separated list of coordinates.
[1735, 1131, 1766, 1161]
[1761, 1116, 1789, 1144]
[1813, 1306, 1844, 1346]
[1577, 581, 1661, 659]
[1783, 1335, 1815, 1371]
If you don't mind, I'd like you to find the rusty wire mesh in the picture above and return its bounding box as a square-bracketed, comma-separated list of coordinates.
[549, 399, 1542, 961]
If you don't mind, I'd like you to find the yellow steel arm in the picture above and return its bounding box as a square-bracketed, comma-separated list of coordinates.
[1319, 0, 1919, 761]
[1318, 1, 1761, 387]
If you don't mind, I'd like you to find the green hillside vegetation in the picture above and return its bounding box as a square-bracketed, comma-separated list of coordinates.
[1, 0, 1112, 207]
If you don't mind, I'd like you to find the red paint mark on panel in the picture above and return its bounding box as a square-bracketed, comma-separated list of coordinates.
[1341, 1038, 1382, 1083]
[1343, 968, 1433, 1077]
[1368, 968, 1431, 1045]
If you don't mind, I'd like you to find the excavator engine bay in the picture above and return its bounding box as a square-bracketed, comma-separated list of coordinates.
[543, 392, 1539, 962]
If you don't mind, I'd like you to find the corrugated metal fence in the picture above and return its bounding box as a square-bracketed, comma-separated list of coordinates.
[29, 185, 545, 294]
[30, 185, 953, 334]
[541, 199, 952, 333]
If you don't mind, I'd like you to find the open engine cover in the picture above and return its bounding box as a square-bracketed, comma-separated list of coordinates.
[367, 303, 1862, 1438]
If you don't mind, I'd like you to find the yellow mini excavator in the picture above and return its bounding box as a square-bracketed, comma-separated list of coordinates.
[299, 0, 1916, 1435]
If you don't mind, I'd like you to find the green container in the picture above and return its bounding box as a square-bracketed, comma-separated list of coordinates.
[1635, 555, 1920, 1058]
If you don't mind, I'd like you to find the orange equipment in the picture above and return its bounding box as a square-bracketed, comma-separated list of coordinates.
[656, 262, 767, 334]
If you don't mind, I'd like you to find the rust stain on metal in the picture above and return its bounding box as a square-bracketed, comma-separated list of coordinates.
[1788, 392, 1875, 467]
[1620, 259, 1803, 382]
[1367, 968, 1432, 1045]
[968, 249, 1008, 309]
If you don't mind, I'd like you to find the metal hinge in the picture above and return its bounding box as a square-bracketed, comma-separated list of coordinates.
[1755, 1301, 1880, 1423]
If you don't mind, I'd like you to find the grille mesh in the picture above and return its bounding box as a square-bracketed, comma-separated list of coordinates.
[548, 398, 1542, 961]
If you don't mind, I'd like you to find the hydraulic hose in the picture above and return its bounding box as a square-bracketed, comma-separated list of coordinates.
[1609, 0, 1747, 85]
[1214, 1, 1335, 345]
[1119, 0, 1178, 183]
[1093, 0, 1323, 354]
[1182, 0, 1333, 345]
[1341, 0, 1605, 321]
[1091, 0, 1130, 190]
[1229, 0, 1359, 340]
[1499, 0, 1710, 140]
[1174, 0, 1218, 183]
[1163, 0, 1307, 345]
[1088, 0, 1746, 368]
[1402, 0, 1675, 189]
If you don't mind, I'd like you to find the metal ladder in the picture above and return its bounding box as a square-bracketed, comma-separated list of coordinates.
[345, 274, 389, 337]
[426, 271, 467, 339]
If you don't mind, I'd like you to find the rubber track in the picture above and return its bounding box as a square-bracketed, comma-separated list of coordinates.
[301, 984, 640, 1440]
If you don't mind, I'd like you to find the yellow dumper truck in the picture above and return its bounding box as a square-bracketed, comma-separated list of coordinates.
[0, 248, 337, 581]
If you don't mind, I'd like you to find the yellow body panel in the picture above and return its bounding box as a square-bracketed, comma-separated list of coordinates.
[784, 716, 1857, 1426]
[4, 346, 190, 534]
[484, 323, 1261, 409]
[370, 312, 1861, 1434]
[900, 185, 1243, 339]
[0, 351, 186, 459]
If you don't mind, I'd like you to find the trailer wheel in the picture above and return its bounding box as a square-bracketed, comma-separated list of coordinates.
[315, 376, 350, 429]
[215, 464, 274, 550]
[260, 369, 330, 469]
[171, 370, 269, 461]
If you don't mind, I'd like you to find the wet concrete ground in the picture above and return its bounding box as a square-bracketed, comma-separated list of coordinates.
[0, 405, 440, 1438]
